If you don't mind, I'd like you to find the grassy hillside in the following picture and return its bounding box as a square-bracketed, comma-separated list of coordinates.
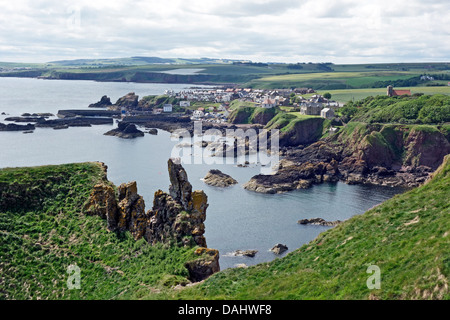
[340, 94, 450, 124]
[167, 155, 450, 300]
[2, 59, 449, 89]
[0, 163, 199, 300]
[228, 106, 279, 125]
[315, 86, 450, 104]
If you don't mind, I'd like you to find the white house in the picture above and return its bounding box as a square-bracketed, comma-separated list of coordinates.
[320, 107, 335, 119]
[180, 101, 190, 107]
[192, 110, 204, 119]
[163, 104, 173, 113]
[261, 97, 276, 108]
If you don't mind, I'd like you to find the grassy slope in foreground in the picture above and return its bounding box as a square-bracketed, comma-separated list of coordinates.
[171, 156, 450, 300]
[0, 163, 199, 300]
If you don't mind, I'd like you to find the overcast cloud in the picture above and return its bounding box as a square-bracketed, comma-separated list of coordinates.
[0, 0, 448, 63]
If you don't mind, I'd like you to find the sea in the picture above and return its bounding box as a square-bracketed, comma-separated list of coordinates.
[0, 77, 404, 270]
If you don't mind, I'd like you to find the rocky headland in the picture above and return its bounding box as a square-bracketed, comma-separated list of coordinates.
[88, 95, 112, 108]
[244, 123, 450, 193]
[83, 159, 219, 281]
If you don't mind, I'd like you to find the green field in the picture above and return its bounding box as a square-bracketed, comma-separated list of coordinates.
[245, 71, 439, 90]
[317, 86, 450, 103]
[1, 59, 449, 90]
[0, 163, 200, 299]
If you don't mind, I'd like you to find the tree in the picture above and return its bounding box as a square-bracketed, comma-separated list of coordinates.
[323, 92, 332, 100]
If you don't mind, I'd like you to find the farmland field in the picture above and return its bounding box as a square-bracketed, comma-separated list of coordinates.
[315, 86, 450, 103]
[245, 71, 427, 89]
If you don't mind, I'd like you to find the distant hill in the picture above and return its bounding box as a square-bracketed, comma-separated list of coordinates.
[47, 56, 250, 67]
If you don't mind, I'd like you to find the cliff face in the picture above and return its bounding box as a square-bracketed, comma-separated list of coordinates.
[84, 159, 218, 281]
[244, 123, 450, 193]
[337, 124, 450, 172]
[278, 117, 325, 147]
[228, 107, 277, 125]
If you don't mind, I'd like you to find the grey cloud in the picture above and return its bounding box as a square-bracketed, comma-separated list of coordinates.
[0, 0, 449, 64]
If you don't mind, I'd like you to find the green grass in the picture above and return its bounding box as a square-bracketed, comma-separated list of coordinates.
[342, 94, 450, 124]
[168, 156, 450, 300]
[0, 163, 199, 300]
[245, 71, 422, 90]
[316, 87, 450, 103]
[265, 112, 319, 132]
[2, 60, 449, 89]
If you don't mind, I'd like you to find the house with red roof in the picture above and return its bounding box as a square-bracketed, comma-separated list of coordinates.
[387, 85, 411, 97]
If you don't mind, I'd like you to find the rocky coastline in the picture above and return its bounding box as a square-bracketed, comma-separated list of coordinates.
[83, 159, 220, 282]
[244, 123, 450, 193]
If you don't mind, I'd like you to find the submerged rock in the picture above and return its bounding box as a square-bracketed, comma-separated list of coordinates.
[117, 181, 147, 239]
[203, 169, 238, 188]
[53, 125, 69, 130]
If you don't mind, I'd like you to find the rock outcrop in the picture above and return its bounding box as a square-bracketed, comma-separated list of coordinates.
[146, 128, 158, 135]
[114, 92, 139, 109]
[203, 169, 238, 187]
[147, 158, 209, 247]
[232, 250, 258, 257]
[277, 117, 325, 147]
[0, 122, 35, 131]
[88, 95, 112, 108]
[270, 243, 288, 255]
[244, 123, 450, 193]
[104, 122, 145, 139]
[184, 247, 220, 282]
[298, 218, 343, 226]
[116, 181, 147, 239]
[83, 158, 218, 281]
[84, 183, 119, 232]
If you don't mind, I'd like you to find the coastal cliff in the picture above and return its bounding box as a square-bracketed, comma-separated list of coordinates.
[174, 156, 450, 300]
[245, 122, 450, 193]
[83, 159, 218, 280]
[0, 160, 218, 299]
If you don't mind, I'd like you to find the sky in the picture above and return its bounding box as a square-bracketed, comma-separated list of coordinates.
[0, 0, 449, 64]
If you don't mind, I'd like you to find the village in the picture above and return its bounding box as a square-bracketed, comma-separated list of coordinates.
[150, 87, 343, 123]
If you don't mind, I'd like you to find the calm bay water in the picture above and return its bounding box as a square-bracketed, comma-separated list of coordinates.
[0, 77, 404, 269]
